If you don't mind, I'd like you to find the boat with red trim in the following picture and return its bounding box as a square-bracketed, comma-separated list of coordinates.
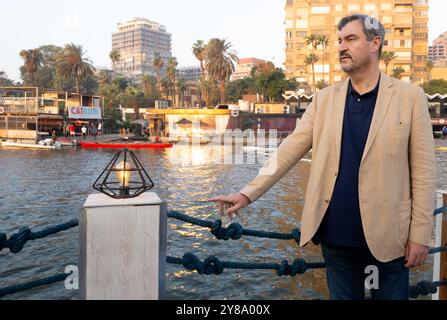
[80, 141, 173, 149]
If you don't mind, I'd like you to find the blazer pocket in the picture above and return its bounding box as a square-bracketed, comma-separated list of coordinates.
[398, 199, 412, 246]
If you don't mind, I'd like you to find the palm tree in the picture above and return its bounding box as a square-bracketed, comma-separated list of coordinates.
[177, 78, 188, 108]
[426, 60, 434, 82]
[204, 38, 239, 103]
[19, 49, 42, 86]
[192, 40, 206, 107]
[380, 51, 396, 76]
[56, 43, 95, 93]
[317, 35, 329, 84]
[109, 49, 121, 71]
[161, 77, 171, 101]
[141, 75, 157, 99]
[167, 57, 178, 106]
[97, 70, 112, 87]
[392, 66, 405, 80]
[305, 53, 319, 92]
[153, 52, 164, 98]
[119, 87, 145, 120]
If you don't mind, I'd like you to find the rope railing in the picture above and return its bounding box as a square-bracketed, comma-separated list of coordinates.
[409, 280, 447, 299]
[166, 253, 326, 276]
[0, 219, 79, 254]
[0, 273, 69, 298]
[168, 211, 302, 243]
[0, 206, 446, 299]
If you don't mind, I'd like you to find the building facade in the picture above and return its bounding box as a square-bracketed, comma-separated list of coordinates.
[176, 66, 203, 82]
[284, 0, 429, 85]
[112, 18, 172, 79]
[230, 58, 266, 81]
[429, 32, 447, 67]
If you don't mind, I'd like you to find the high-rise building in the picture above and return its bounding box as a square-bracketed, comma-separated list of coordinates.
[230, 57, 266, 81]
[429, 32, 447, 67]
[284, 0, 429, 86]
[112, 17, 172, 79]
[176, 66, 203, 82]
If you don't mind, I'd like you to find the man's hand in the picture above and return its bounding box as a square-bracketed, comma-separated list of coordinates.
[208, 193, 251, 217]
[405, 240, 429, 268]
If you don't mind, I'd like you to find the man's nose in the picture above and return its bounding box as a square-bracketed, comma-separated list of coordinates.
[338, 41, 348, 53]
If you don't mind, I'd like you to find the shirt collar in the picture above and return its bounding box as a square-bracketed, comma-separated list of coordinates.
[348, 75, 381, 97]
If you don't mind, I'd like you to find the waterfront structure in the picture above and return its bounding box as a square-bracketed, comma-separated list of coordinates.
[176, 66, 202, 82]
[230, 58, 266, 81]
[112, 18, 172, 79]
[429, 32, 447, 67]
[0, 87, 103, 141]
[284, 0, 429, 85]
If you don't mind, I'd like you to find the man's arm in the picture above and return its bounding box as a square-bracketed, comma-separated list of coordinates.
[408, 88, 436, 246]
[405, 88, 436, 268]
[208, 94, 318, 215]
[238, 93, 318, 203]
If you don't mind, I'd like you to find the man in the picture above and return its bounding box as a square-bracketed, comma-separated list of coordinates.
[81, 125, 87, 140]
[209, 15, 436, 300]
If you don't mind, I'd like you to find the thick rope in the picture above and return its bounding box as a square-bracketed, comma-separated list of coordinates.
[0, 219, 79, 254]
[167, 253, 326, 277]
[168, 211, 302, 244]
[434, 207, 447, 216]
[409, 280, 447, 299]
[0, 273, 69, 298]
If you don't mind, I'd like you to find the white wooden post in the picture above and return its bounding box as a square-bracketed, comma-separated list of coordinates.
[79, 193, 167, 300]
[433, 190, 447, 300]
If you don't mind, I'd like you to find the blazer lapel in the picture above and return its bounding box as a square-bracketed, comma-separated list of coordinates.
[361, 74, 395, 165]
[333, 79, 349, 166]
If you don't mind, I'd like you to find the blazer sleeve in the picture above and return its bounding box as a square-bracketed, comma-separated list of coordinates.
[408, 88, 436, 247]
[239, 93, 317, 203]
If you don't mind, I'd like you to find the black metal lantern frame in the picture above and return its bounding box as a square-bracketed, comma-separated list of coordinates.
[93, 149, 154, 199]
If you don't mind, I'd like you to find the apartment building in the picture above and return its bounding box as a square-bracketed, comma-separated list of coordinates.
[429, 31, 447, 67]
[112, 17, 172, 79]
[284, 0, 429, 85]
[230, 57, 266, 81]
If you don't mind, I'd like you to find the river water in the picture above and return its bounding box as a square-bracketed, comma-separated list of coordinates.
[1, 139, 446, 300]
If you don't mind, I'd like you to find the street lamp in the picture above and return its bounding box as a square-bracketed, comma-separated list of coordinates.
[93, 149, 154, 199]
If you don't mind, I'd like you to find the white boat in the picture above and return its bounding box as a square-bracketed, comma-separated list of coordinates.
[0, 141, 61, 150]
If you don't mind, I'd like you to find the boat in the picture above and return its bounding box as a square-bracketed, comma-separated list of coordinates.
[0, 141, 61, 150]
[80, 141, 173, 149]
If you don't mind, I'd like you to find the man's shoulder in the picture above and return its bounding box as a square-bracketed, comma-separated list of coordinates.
[386, 76, 424, 97]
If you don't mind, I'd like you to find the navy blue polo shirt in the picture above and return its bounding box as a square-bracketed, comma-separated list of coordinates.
[317, 77, 381, 247]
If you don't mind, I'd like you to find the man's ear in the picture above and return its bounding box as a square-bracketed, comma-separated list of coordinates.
[372, 36, 382, 55]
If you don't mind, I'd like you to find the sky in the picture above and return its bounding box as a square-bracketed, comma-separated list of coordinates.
[0, 0, 445, 81]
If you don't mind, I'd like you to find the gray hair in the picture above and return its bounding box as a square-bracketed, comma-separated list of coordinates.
[337, 14, 385, 57]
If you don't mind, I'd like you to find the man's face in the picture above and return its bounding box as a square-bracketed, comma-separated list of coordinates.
[337, 20, 379, 73]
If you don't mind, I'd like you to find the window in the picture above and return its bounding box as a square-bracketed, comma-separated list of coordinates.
[296, 8, 308, 17]
[348, 4, 360, 12]
[364, 4, 377, 12]
[335, 4, 342, 12]
[286, 31, 292, 39]
[296, 20, 308, 29]
[311, 6, 330, 14]
[383, 16, 392, 24]
[285, 20, 294, 29]
[381, 3, 391, 11]
[384, 40, 389, 46]
[296, 31, 307, 38]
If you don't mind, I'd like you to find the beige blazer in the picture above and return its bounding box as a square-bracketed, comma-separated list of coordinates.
[240, 73, 436, 262]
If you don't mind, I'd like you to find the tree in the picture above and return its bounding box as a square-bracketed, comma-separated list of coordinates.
[421, 79, 447, 95]
[317, 35, 329, 84]
[19, 49, 42, 86]
[380, 51, 396, 76]
[109, 49, 121, 70]
[119, 86, 145, 120]
[391, 66, 405, 80]
[56, 43, 95, 93]
[305, 53, 319, 92]
[0, 71, 14, 86]
[177, 78, 188, 108]
[192, 40, 206, 107]
[153, 52, 164, 98]
[227, 77, 255, 102]
[204, 38, 239, 103]
[141, 75, 157, 100]
[426, 60, 434, 82]
[200, 78, 220, 107]
[167, 57, 178, 106]
[316, 79, 329, 90]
